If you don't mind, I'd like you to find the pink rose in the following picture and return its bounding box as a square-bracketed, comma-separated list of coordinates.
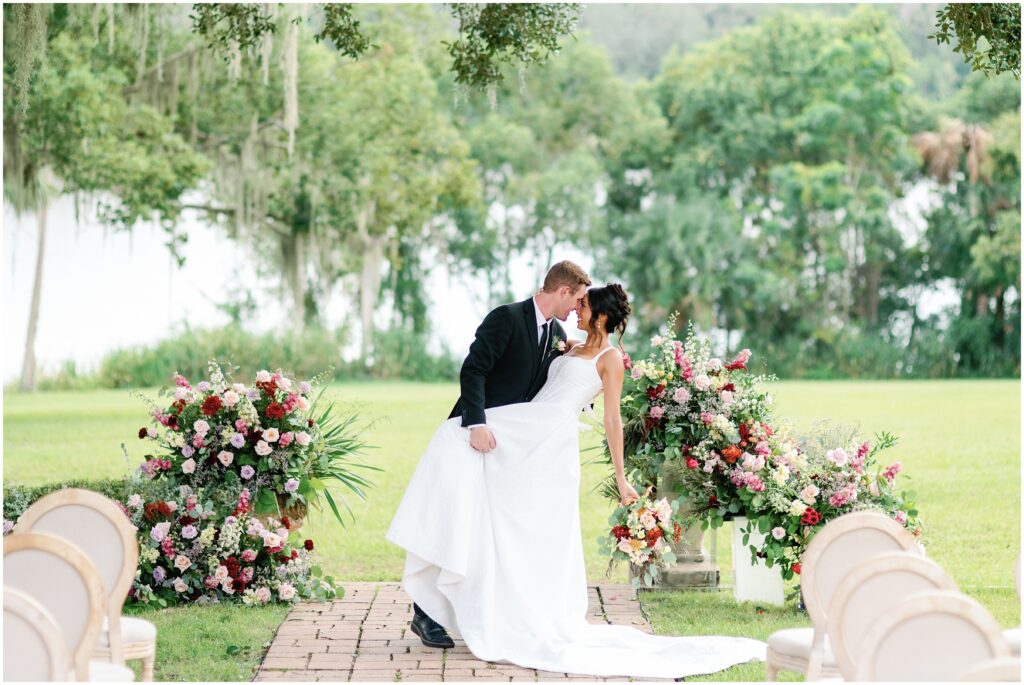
[649, 406, 666, 420]
[673, 387, 690, 404]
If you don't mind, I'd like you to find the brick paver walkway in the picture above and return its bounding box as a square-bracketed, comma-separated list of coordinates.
[254, 582, 676, 682]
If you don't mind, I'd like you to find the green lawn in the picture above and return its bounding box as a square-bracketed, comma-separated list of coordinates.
[4, 380, 1020, 681]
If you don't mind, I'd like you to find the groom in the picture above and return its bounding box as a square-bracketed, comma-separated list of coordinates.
[409, 260, 592, 649]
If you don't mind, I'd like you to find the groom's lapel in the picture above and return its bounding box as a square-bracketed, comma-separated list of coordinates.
[521, 299, 540, 382]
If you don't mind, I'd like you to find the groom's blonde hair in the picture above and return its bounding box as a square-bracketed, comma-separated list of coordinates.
[542, 260, 591, 293]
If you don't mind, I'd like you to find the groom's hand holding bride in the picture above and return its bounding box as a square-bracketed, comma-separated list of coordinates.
[470, 426, 497, 453]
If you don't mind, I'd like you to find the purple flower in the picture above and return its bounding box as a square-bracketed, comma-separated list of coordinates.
[225, 516, 238, 526]
[197, 381, 211, 392]
[181, 525, 198, 540]
[240, 465, 255, 480]
[246, 389, 261, 401]
[182, 445, 195, 458]
[299, 381, 312, 394]
[230, 433, 246, 449]
[284, 478, 300, 493]
[153, 566, 166, 583]
[3, 520, 14, 535]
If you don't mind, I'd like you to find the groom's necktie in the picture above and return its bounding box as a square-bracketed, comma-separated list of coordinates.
[538, 322, 549, 358]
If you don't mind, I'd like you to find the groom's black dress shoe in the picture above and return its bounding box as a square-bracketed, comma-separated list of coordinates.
[410, 603, 455, 649]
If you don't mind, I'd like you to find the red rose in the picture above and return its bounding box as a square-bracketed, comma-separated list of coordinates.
[280, 516, 292, 530]
[708, 495, 719, 508]
[266, 403, 286, 419]
[685, 457, 699, 469]
[138, 427, 148, 439]
[202, 395, 223, 416]
[611, 525, 631, 541]
[304, 539, 314, 551]
[722, 445, 743, 464]
[792, 563, 802, 575]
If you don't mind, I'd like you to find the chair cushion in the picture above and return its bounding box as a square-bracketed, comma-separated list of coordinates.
[1005, 627, 1021, 656]
[767, 627, 837, 663]
[75, 660, 135, 681]
[97, 617, 157, 647]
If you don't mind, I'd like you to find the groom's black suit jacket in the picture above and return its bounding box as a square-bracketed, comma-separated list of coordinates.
[449, 298, 567, 427]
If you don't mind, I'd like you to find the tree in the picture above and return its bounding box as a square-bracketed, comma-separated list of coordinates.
[930, 3, 1021, 79]
[3, 5, 209, 390]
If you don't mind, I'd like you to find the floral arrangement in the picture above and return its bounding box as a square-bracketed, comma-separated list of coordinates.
[123, 485, 338, 606]
[598, 489, 684, 589]
[598, 317, 922, 582]
[137, 362, 376, 525]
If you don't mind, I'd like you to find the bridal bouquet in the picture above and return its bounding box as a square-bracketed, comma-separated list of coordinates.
[124, 485, 338, 606]
[137, 361, 376, 526]
[599, 489, 684, 589]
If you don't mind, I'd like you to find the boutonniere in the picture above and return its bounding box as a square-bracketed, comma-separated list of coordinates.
[550, 337, 566, 354]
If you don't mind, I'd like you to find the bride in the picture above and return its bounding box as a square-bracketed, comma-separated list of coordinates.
[385, 284, 766, 679]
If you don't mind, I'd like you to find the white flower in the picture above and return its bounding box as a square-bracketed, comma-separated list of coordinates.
[255, 587, 272, 603]
[639, 511, 657, 530]
[232, 383, 247, 393]
[173, 578, 188, 593]
[278, 377, 292, 391]
[789, 500, 807, 517]
[799, 484, 820, 505]
[772, 465, 790, 486]
[278, 583, 296, 600]
[255, 441, 273, 456]
[174, 555, 192, 572]
[694, 375, 711, 391]
[223, 390, 240, 407]
[193, 419, 210, 435]
[721, 390, 734, 405]
[826, 448, 849, 467]
[655, 499, 673, 522]
[256, 370, 272, 383]
[221, 578, 235, 595]
[771, 527, 786, 540]
[169, 433, 185, 448]
[214, 565, 229, 580]
[127, 494, 143, 509]
[182, 458, 196, 474]
[706, 358, 723, 373]
[295, 432, 311, 447]
[263, 428, 280, 443]
[174, 387, 190, 401]
[651, 335, 665, 347]
[869, 481, 880, 497]
[217, 450, 234, 467]
[296, 396, 311, 412]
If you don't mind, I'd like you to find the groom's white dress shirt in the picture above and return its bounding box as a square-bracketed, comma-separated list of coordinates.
[467, 296, 552, 430]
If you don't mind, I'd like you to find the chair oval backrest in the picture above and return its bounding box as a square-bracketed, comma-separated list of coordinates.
[17, 488, 138, 615]
[4, 532, 106, 681]
[801, 510, 921, 630]
[827, 551, 959, 679]
[856, 590, 1012, 681]
[4, 586, 71, 682]
[958, 657, 1022, 681]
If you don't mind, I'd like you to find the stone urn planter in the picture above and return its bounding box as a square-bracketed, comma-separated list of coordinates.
[260, 493, 308, 532]
[730, 516, 784, 606]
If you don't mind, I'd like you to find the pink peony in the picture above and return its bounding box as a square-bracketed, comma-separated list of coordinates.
[673, 387, 690, 404]
[279, 432, 294, 448]
[649, 405, 666, 420]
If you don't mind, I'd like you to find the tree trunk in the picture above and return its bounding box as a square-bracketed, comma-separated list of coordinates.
[280, 231, 305, 331]
[359, 235, 385, 361]
[20, 199, 48, 391]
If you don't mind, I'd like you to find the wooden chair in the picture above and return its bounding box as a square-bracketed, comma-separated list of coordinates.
[766, 510, 922, 681]
[4, 532, 134, 681]
[856, 590, 1012, 681]
[958, 657, 1022, 681]
[4, 586, 72, 681]
[827, 551, 959, 679]
[18, 488, 157, 680]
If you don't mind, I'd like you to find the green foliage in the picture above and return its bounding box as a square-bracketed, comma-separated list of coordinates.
[930, 3, 1021, 79]
[4, 478, 133, 522]
[446, 3, 581, 88]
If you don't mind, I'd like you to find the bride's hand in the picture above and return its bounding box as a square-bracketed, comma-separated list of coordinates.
[618, 482, 639, 507]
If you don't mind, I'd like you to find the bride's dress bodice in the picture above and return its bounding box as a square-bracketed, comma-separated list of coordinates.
[530, 350, 609, 412]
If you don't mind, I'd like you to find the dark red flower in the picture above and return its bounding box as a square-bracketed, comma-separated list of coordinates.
[800, 508, 822, 526]
[138, 427, 148, 439]
[178, 515, 196, 526]
[144, 501, 173, 522]
[720, 383, 735, 393]
[304, 539, 314, 551]
[793, 563, 802, 575]
[307, 418, 316, 428]
[291, 549, 299, 560]
[645, 527, 664, 547]
[280, 516, 292, 530]
[266, 402, 286, 420]
[611, 525, 631, 541]
[257, 379, 278, 397]
[201, 395, 223, 416]
[708, 495, 719, 508]
[171, 399, 187, 415]
[672, 522, 683, 543]
[646, 383, 666, 401]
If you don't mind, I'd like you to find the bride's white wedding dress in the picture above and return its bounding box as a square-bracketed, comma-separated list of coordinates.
[385, 347, 767, 678]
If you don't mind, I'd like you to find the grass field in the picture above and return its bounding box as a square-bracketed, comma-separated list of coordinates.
[4, 380, 1021, 681]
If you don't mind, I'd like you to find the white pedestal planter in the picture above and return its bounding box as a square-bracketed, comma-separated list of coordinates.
[731, 516, 784, 606]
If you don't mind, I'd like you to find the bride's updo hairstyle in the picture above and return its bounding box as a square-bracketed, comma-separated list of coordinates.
[587, 283, 631, 344]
